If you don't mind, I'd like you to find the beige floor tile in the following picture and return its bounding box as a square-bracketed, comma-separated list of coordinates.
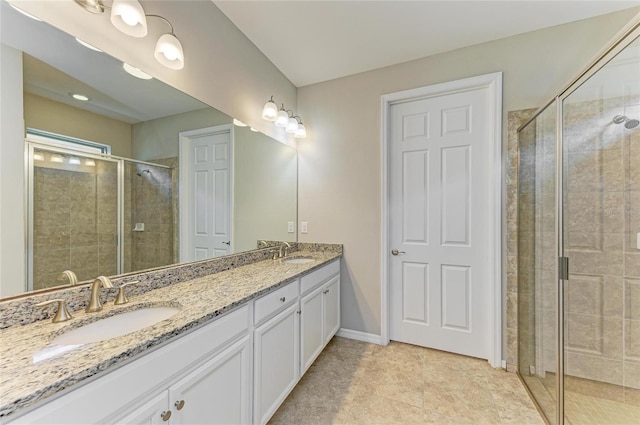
[270, 337, 544, 425]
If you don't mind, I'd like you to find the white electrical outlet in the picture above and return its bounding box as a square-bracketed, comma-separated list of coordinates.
[288, 221, 294, 233]
[301, 221, 308, 234]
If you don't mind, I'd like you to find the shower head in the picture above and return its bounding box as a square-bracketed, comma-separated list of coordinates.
[136, 169, 150, 176]
[612, 114, 639, 129]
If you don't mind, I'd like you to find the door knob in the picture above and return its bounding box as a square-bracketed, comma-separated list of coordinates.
[391, 249, 406, 256]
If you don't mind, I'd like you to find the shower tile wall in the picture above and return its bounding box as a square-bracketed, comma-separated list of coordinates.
[128, 160, 176, 272]
[32, 161, 117, 289]
[564, 97, 640, 390]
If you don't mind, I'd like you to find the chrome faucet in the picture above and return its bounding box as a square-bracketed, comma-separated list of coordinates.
[278, 241, 291, 258]
[86, 276, 113, 313]
[58, 270, 78, 286]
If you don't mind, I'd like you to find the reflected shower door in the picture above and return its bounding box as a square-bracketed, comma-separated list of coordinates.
[561, 35, 640, 424]
[518, 101, 558, 424]
[28, 146, 120, 290]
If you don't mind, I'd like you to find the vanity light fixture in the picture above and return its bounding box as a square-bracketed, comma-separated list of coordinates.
[261, 96, 278, 121]
[233, 119, 247, 127]
[123, 62, 153, 80]
[8, 3, 42, 21]
[85, 159, 96, 166]
[71, 93, 90, 101]
[261, 95, 307, 138]
[50, 154, 64, 163]
[275, 105, 289, 128]
[75, 37, 103, 52]
[68, 157, 82, 165]
[74, 0, 184, 70]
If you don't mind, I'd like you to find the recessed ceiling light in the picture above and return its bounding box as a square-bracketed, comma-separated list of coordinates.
[75, 37, 102, 52]
[122, 63, 153, 80]
[233, 119, 247, 127]
[9, 3, 42, 21]
[70, 93, 90, 101]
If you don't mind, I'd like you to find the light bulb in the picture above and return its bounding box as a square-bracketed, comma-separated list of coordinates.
[85, 159, 96, 167]
[110, 0, 147, 37]
[50, 154, 64, 163]
[33, 152, 45, 161]
[275, 108, 288, 127]
[295, 123, 307, 139]
[286, 117, 299, 133]
[233, 119, 247, 127]
[69, 157, 81, 165]
[262, 98, 278, 121]
[250, 127, 259, 132]
[154, 33, 184, 70]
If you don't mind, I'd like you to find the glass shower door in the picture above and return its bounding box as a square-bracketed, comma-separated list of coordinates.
[561, 35, 640, 425]
[28, 144, 121, 290]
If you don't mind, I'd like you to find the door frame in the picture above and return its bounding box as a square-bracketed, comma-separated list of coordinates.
[380, 72, 503, 367]
[179, 124, 234, 262]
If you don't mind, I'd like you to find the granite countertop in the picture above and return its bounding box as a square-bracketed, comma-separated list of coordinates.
[0, 250, 341, 418]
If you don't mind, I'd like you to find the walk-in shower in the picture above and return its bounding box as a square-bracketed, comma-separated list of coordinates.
[25, 141, 176, 291]
[517, 17, 639, 425]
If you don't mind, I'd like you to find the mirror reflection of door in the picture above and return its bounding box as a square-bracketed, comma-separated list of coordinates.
[179, 125, 233, 261]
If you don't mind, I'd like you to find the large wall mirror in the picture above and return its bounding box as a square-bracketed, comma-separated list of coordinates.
[0, 3, 297, 297]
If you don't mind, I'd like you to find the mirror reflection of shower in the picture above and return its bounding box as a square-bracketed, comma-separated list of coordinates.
[136, 169, 151, 177]
[612, 114, 639, 129]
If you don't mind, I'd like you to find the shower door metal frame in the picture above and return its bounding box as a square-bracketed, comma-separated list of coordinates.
[516, 13, 640, 425]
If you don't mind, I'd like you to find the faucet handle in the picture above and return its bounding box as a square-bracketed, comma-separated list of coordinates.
[36, 299, 73, 323]
[270, 249, 278, 261]
[114, 281, 139, 305]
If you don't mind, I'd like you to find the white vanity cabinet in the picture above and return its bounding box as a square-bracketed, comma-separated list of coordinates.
[7, 306, 250, 425]
[118, 335, 252, 425]
[252, 282, 300, 425]
[300, 261, 341, 373]
[6, 259, 341, 425]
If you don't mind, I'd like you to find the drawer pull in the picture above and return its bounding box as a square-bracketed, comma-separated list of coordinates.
[175, 400, 185, 410]
[280, 296, 286, 302]
[161, 411, 172, 421]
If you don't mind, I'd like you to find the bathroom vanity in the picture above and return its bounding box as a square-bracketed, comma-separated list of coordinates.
[0, 245, 341, 425]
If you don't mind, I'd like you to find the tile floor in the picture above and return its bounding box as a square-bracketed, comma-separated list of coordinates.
[270, 337, 545, 424]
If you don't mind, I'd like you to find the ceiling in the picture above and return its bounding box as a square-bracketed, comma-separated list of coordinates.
[214, 1, 640, 87]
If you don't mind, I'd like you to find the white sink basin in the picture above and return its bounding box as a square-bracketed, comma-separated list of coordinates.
[52, 307, 181, 346]
[284, 257, 315, 265]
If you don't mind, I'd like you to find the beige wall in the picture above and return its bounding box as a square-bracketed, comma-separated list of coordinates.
[132, 108, 230, 161]
[24, 93, 132, 157]
[296, 9, 639, 337]
[233, 126, 297, 252]
[0, 44, 25, 297]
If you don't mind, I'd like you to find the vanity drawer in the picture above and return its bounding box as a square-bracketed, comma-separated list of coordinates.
[300, 260, 340, 295]
[254, 281, 299, 325]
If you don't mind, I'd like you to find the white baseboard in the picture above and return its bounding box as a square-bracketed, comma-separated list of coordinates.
[336, 328, 385, 345]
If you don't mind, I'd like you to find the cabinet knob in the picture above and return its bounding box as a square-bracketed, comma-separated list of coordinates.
[280, 296, 286, 302]
[175, 400, 185, 410]
[161, 410, 172, 421]
[323, 289, 330, 294]
[297, 310, 301, 315]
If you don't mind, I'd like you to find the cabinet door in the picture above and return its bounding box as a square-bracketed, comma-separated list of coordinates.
[114, 392, 169, 425]
[301, 285, 324, 373]
[169, 335, 251, 425]
[254, 303, 300, 425]
[323, 275, 341, 344]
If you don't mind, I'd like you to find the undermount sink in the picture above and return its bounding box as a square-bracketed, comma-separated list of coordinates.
[52, 307, 181, 346]
[283, 256, 315, 265]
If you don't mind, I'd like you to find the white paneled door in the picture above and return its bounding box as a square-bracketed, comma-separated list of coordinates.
[389, 87, 492, 359]
[179, 125, 232, 262]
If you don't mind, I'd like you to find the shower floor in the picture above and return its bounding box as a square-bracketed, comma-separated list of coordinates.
[524, 372, 640, 424]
